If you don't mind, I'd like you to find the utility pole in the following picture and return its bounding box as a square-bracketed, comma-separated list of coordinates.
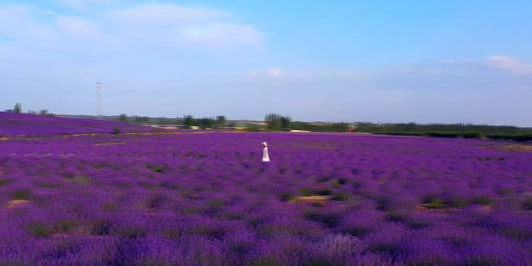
[96, 81, 103, 119]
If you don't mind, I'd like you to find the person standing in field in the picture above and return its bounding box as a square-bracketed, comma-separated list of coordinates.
[262, 142, 270, 162]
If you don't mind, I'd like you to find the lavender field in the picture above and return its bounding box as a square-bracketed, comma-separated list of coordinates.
[0, 115, 531, 266]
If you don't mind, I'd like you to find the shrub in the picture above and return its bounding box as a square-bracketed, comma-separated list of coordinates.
[147, 164, 164, 173]
[278, 191, 294, 202]
[54, 219, 78, 233]
[304, 211, 341, 228]
[299, 188, 313, 197]
[460, 132, 482, 138]
[11, 189, 32, 200]
[316, 189, 332, 196]
[425, 132, 460, 138]
[0, 178, 12, 186]
[446, 196, 469, 208]
[331, 193, 349, 202]
[27, 222, 51, 238]
[421, 195, 445, 209]
[112, 127, 121, 135]
[472, 196, 495, 206]
[486, 134, 532, 141]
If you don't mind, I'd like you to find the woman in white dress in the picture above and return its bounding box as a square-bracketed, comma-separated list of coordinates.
[262, 142, 270, 162]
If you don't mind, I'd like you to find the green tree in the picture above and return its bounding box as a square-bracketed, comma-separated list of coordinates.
[197, 118, 215, 129]
[183, 115, 195, 129]
[265, 113, 291, 131]
[216, 116, 227, 129]
[13, 103, 22, 114]
[118, 114, 128, 122]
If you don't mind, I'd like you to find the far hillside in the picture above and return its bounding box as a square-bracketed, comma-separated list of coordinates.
[0, 112, 159, 136]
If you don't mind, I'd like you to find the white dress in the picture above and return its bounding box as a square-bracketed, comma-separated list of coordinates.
[262, 146, 270, 162]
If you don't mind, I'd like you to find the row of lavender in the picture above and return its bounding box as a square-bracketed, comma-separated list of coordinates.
[0, 131, 531, 265]
[0, 112, 156, 136]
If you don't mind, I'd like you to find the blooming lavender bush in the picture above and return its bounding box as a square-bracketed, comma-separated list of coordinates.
[0, 113, 531, 265]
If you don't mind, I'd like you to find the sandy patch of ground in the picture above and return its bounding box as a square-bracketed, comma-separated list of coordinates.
[501, 144, 532, 152]
[94, 142, 126, 146]
[291, 195, 330, 205]
[5, 200, 30, 208]
[416, 204, 460, 214]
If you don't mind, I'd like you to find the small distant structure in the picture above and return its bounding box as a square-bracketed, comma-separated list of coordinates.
[96, 82, 103, 119]
[262, 142, 270, 162]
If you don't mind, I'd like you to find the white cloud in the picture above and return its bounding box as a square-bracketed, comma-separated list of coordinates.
[179, 22, 261, 46]
[265, 67, 284, 77]
[56, 16, 100, 41]
[246, 67, 367, 79]
[0, 2, 262, 49]
[56, 0, 115, 10]
[111, 4, 225, 24]
[487, 56, 532, 76]
[107, 4, 261, 47]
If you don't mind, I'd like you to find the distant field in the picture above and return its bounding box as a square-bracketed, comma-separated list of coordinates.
[0, 112, 159, 136]
[0, 114, 531, 265]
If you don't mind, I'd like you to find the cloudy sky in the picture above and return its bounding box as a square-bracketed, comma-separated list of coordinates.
[1, 0, 531, 126]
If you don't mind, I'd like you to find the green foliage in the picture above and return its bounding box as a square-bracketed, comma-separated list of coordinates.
[197, 117, 215, 129]
[13, 103, 22, 114]
[252, 257, 284, 266]
[215, 115, 227, 128]
[290, 121, 350, 132]
[425, 132, 460, 138]
[486, 133, 532, 141]
[26, 222, 51, 238]
[183, 115, 195, 129]
[0, 178, 13, 186]
[421, 195, 446, 209]
[461, 131, 482, 138]
[244, 123, 263, 131]
[316, 188, 332, 196]
[112, 127, 121, 135]
[265, 113, 291, 131]
[54, 219, 78, 233]
[331, 192, 349, 201]
[147, 164, 164, 173]
[132, 116, 150, 124]
[118, 114, 128, 122]
[11, 189, 32, 200]
[446, 196, 469, 208]
[472, 196, 495, 206]
[298, 187, 313, 197]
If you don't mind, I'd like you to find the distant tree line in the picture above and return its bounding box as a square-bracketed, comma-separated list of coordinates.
[9, 104, 524, 141]
[116, 111, 531, 141]
[118, 114, 228, 129]
[182, 115, 227, 129]
[354, 122, 532, 141]
[264, 113, 291, 131]
[4, 103, 54, 116]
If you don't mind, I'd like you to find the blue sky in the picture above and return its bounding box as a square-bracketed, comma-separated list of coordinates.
[1, 0, 531, 126]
